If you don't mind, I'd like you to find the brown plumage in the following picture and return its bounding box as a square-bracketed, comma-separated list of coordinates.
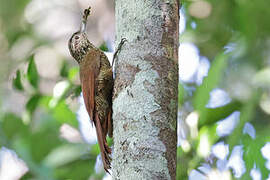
[68, 7, 113, 172]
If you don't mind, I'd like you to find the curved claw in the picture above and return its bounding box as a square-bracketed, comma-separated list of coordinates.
[112, 38, 128, 66]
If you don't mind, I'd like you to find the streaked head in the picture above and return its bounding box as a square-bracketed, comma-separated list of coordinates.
[68, 7, 91, 63]
[68, 31, 89, 63]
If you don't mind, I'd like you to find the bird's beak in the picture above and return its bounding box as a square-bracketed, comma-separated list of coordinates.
[80, 21, 86, 33]
[80, 6, 91, 33]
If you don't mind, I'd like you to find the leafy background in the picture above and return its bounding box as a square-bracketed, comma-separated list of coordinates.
[0, 0, 270, 180]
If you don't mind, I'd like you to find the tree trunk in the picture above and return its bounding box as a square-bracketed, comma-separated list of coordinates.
[112, 0, 179, 179]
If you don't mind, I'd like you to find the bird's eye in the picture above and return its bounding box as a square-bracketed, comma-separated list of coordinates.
[75, 35, 79, 40]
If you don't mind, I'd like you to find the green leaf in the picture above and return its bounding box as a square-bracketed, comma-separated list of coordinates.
[60, 61, 69, 78]
[38, 96, 78, 127]
[199, 101, 242, 127]
[176, 147, 190, 180]
[27, 55, 39, 89]
[68, 67, 79, 82]
[26, 94, 41, 115]
[193, 53, 228, 125]
[99, 42, 109, 52]
[29, 123, 62, 163]
[228, 92, 260, 148]
[54, 158, 96, 179]
[178, 83, 185, 105]
[90, 144, 100, 157]
[1, 113, 29, 140]
[12, 69, 24, 91]
[71, 85, 81, 98]
[74, 85, 82, 97]
[39, 95, 52, 109]
[196, 124, 218, 157]
[53, 101, 78, 127]
[242, 135, 270, 179]
[13, 136, 54, 179]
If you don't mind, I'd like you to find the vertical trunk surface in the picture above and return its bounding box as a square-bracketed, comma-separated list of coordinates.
[113, 0, 179, 179]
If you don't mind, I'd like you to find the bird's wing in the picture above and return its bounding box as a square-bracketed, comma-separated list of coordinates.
[79, 49, 100, 122]
[80, 50, 112, 172]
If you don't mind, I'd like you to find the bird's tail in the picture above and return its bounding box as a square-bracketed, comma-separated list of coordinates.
[95, 113, 111, 173]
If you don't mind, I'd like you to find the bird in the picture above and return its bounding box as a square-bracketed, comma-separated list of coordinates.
[68, 7, 114, 172]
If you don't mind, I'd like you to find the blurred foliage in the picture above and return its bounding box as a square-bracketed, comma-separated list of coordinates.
[99, 43, 109, 52]
[0, 0, 270, 179]
[177, 0, 270, 179]
[13, 70, 24, 91]
[1, 54, 105, 179]
[26, 55, 39, 89]
[0, 0, 107, 177]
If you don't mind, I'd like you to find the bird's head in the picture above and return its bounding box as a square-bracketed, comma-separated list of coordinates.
[68, 7, 91, 63]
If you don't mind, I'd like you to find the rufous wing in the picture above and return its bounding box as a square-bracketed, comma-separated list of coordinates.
[79, 50, 112, 172]
[79, 49, 100, 122]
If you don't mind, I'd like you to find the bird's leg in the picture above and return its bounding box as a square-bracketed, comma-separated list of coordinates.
[112, 38, 127, 67]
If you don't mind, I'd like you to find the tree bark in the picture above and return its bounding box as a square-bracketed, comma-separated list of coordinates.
[112, 0, 179, 179]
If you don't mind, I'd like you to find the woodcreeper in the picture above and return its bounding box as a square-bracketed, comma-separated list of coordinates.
[68, 7, 126, 172]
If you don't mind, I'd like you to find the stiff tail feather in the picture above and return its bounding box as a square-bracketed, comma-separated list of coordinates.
[95, 113, 111, 173]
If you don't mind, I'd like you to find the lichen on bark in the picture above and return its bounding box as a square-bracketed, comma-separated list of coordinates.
[113, 0, 179, 179]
